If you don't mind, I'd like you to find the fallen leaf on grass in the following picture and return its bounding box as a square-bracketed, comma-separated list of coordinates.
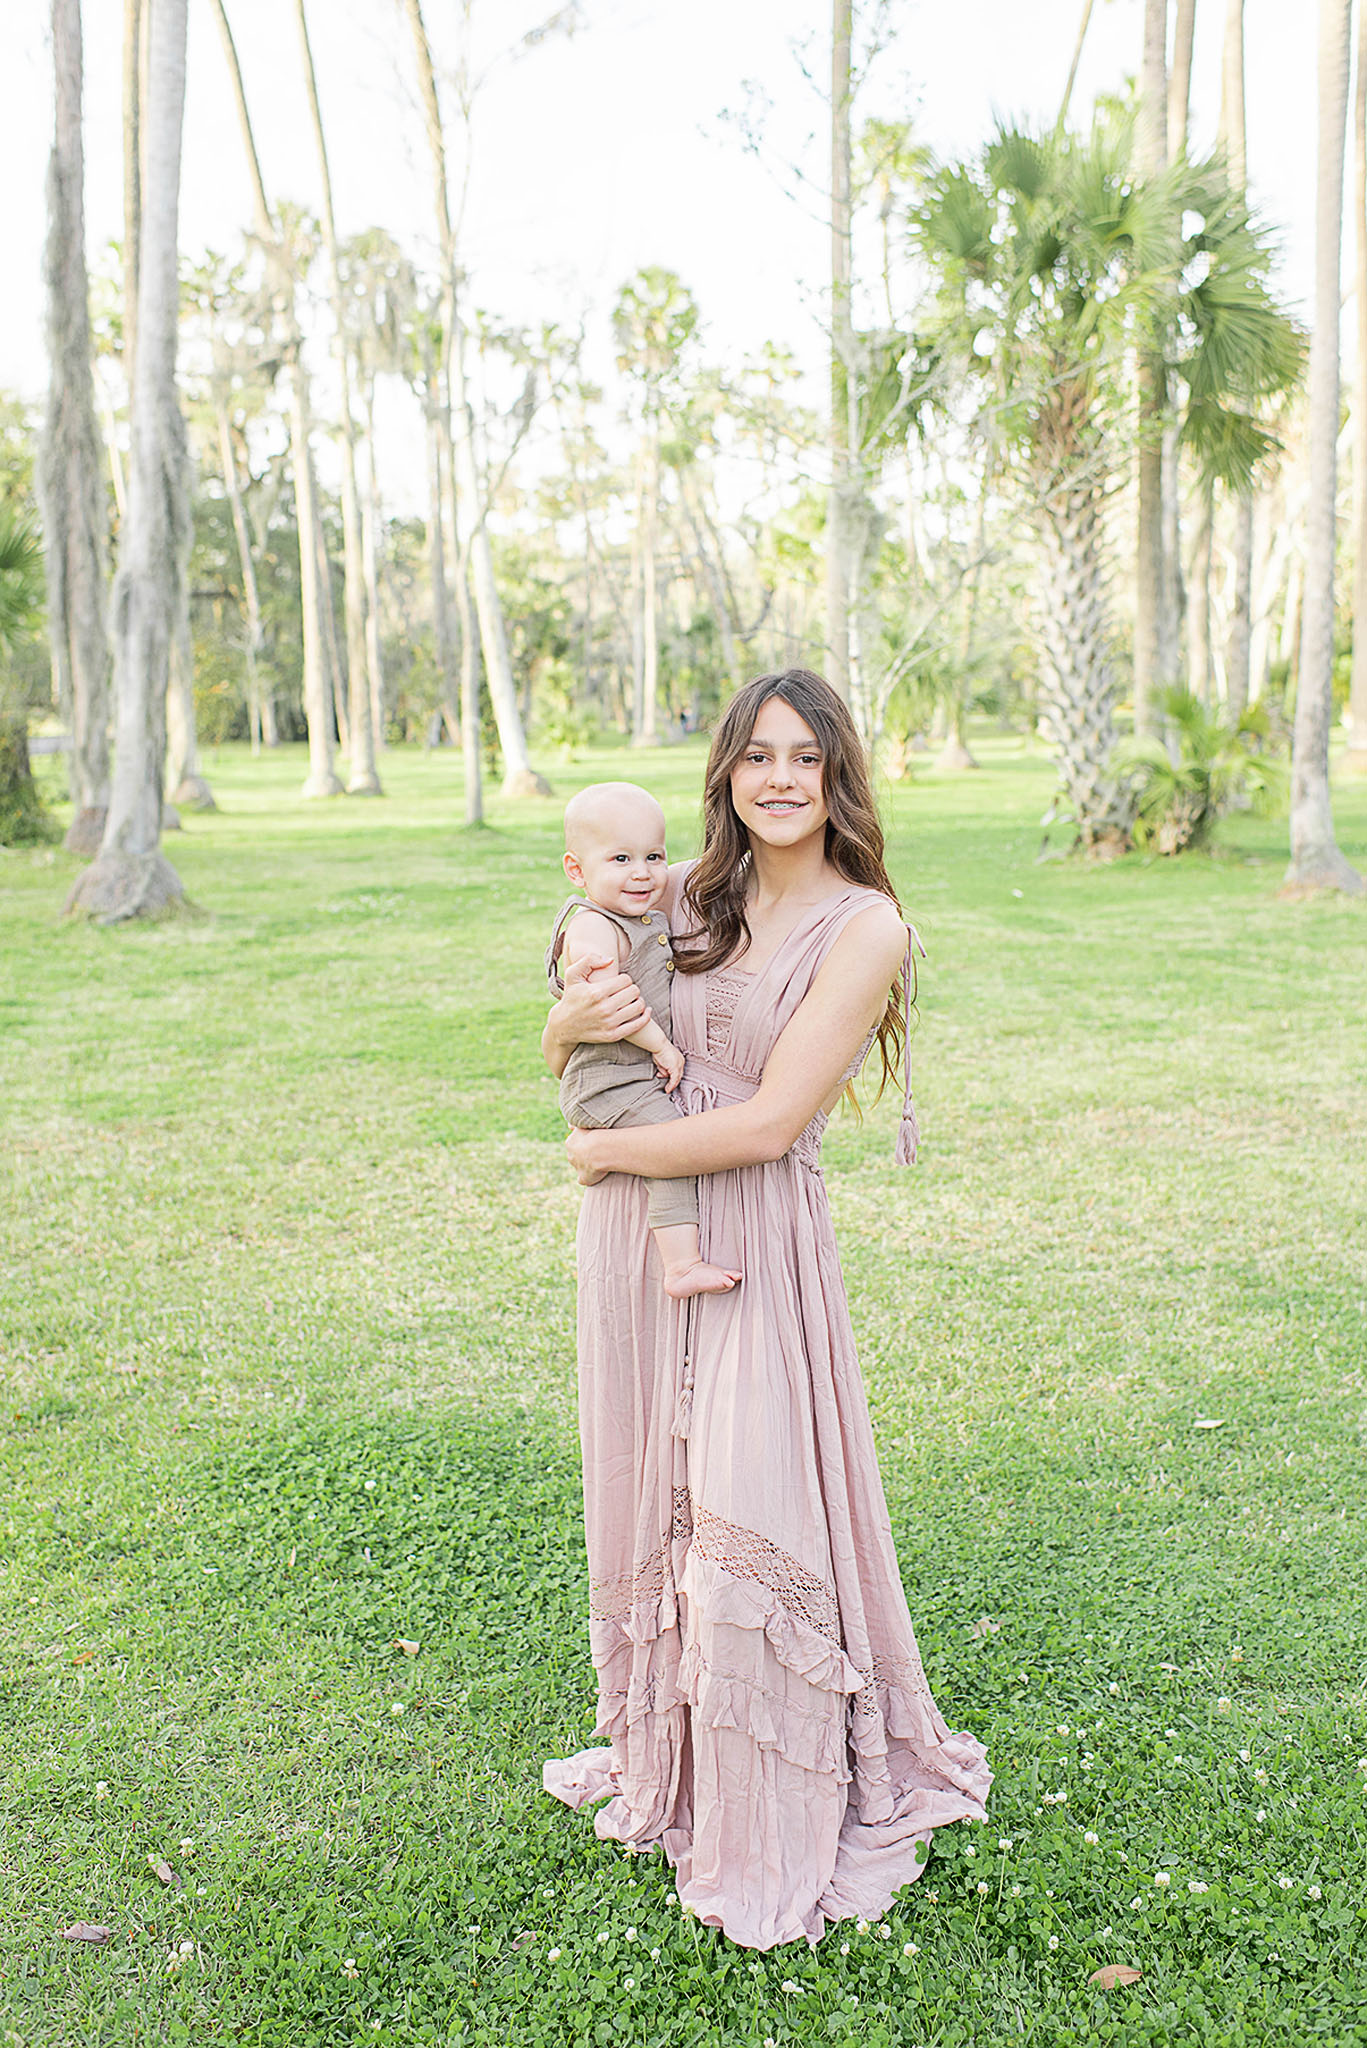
[146, 1855, 182, 1889]
[394, 1639, 421, 1657]
[60, 1923, 115, 1944]
[1192, 1418, 1224, 1430]
[970, 1616, 1000, 1638]
[72, 1651, 95, 1665]
[512, 1930, 536, 1949]
[1089, 1964, 1143, 1989]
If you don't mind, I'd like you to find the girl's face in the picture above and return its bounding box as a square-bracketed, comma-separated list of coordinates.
[729, 696, 829, 849]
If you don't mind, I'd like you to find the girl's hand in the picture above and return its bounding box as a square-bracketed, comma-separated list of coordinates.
[557, 951, 650, 1044]
[566, 1128, 611, 1185]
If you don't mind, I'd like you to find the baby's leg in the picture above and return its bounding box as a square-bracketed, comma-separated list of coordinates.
[601, 1084, 742, 1298]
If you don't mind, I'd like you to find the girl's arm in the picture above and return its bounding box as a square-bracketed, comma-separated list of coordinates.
[541, 949, 652, 1080]
[566, 901, 907, 1178]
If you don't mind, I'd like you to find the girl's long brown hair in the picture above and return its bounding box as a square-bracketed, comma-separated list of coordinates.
[677, 669, 909, 1099]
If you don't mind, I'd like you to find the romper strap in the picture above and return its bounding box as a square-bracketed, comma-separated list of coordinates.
[893, 921, 926, 1167]
[544, 894, 637, 994]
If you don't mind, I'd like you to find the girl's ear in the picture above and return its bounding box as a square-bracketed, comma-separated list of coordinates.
[563, 850, 584, 887]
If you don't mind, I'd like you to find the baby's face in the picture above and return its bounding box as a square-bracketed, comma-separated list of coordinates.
[565, 809, 669, 919]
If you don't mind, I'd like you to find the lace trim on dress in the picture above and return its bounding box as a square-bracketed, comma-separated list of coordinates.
[689, 1501, 842, 1647]
[704, 971, 749, 1059]
[588, 1487, 694, 1622]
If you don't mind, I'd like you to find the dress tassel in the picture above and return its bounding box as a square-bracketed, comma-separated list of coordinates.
[892, 921, 925, 1168]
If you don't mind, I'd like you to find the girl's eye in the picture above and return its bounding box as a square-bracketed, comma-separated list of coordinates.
[746, 752, 767, 765]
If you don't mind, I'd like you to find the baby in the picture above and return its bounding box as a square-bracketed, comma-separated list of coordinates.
[546, 781, 741, 1301]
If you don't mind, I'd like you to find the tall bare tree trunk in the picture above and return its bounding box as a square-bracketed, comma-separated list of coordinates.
[1056, 0, 1096, 132]
[295, 0, 379, 795]
[1188, 483, 1214, 703]
[826, 0, 853, 702]
[122, 0, 141, 390]
[1134, 0, 1169, 739]
[402, 0, 546, 798]
[209, 0, 340, 797]
[420, 337, 460, 749]
[1168, 0, 1197, 156]
[1218, 0, 1256, 721]
[633, 429, 660, 745]
[214, 387, 265, 752]
[1348, 0, 1367, 768]
[359, 375, 387, 752]
[1288, 0, 1364, 892]
[67, 0, 188, 921]
[39, 0, 111, 860]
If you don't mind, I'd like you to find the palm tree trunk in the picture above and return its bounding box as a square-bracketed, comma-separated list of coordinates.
[1034, 475, 1134, 853]
[1188, 483, 1214, 704]
[214, 389, 266, 751]
[635, 427, 660, 745]
[295, 0, 379, 795]
[826, 0, 853, 702]
[209, 0, 339, 797]
[1055, 0, 1096, 133]
[359, 375, 387, 753]
[421, 348, 459, 748]
[1134, 0, 1170, 740]
[39, 0, 111, 859]
[1348, 0, 1367, 769]
[122, 0, 141, 390]
[66, 0, 188, 921]
[402, 0, 545, 797]
[1218, 0, 1257, 721]
[1288, 0, 1364, 891]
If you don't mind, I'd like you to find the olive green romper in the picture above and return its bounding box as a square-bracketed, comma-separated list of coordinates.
[546, 896, 697, 1233]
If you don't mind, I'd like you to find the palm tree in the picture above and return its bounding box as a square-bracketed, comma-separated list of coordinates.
[915, 116, 1299, 854]
[67, 0, 188, 921]
[1288, 0, 1364, 891]
[38, 0, 111, 858]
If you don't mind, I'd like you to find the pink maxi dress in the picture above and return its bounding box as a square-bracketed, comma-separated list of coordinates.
[543, 878, 992, 1949]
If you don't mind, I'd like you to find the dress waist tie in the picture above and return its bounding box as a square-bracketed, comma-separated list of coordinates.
[893, 921, 926, 1168]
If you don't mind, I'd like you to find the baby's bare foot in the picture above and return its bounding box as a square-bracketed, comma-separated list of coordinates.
[662, 1261, 743, 1301]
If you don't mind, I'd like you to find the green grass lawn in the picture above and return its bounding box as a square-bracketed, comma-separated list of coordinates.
[2, 735, 1366, 2048]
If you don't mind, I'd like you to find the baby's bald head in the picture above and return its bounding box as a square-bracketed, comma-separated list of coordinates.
[563, 781, 666, 857]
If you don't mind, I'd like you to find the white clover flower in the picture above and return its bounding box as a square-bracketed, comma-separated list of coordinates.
[1308, 1885, 1322, 1901]
[179, 1840, 195, 1856]
[1256, 1809, 1267, 1822]
[390, 1702, 405, 1716]
[924, 1889, 939, 1903]
[1278, 1876, 1294, 1890]
[650, 1948, 660, 1961]
[547, 1948, 561, 1963]
[1047, 1934, 1059, 1951]
[998, 1839, 1013, 1852]
[1187, 1881, 1209, 1894]
[1357, 1759, 1367, 1772]
[780, 1979, 804, 1994]
[1084, 1831, 1099, 1845]
[877, 1923, 890, 1938]
[1254, 1768, 1269, 1784]
[977, 1880, 989, 1896]
[596, 1930, 609, 1944]
[95, 1781, 110, 1800]
[1239, 1749, 1251, 1763]
[1154, 1873, 1171, 1887]
[839, 1942, 850, 1955]
[623, 1977, 635, 1992]
[624, 1928, 637, 1943]
[856, 1917, 870, 1933]
[1231, 1646, 1243, 1661]
[177, 1939, 195, 1956]
[1056, 1725, 1070, 1737]
[342, 1959, 359, 1979]
[1216, 1698, 1232, 1712]
[965, 1844, 976, 1857]
[166, 1955, 182, 1974]
[1108, 1681, 1120, 1694]
[1010, 1884, 1022, 1897]
[902, 1941, 919, 1957]
[364, 1478, 376, 1491]
[1100, 1925, 1113, 1938]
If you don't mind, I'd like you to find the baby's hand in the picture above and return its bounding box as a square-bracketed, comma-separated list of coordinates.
[654, 1041, 685, 1092]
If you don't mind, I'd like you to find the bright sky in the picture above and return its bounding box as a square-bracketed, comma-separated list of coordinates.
[5, 0, 1315, 506]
